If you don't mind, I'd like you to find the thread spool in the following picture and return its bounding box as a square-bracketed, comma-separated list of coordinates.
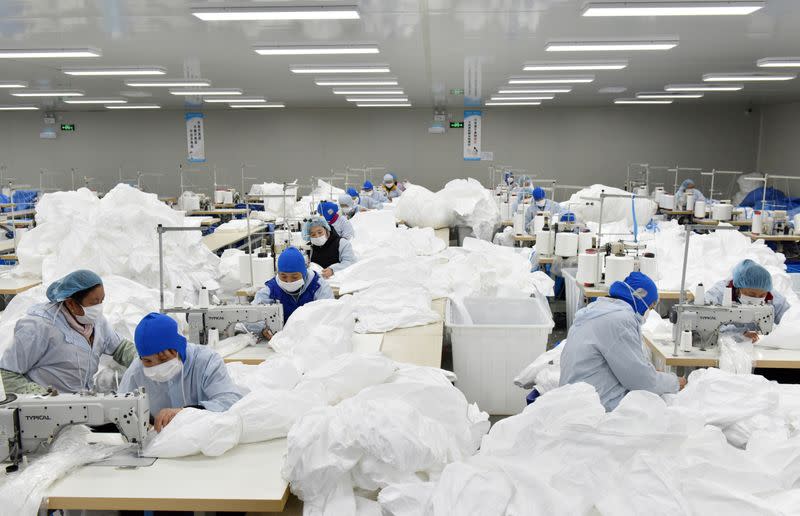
[578, 231, 596, 252]
[214, 190, 226, 204]
[207, 327, 219, 348]
[681, 330, 693, 353]
[659, 194, 675, 210]
[535, 230, 554, 256]
[577, 251, 601, 284]
[686, 193, 696, 212]
[693, 200, 707, 219]
[653, 187, 665, 205]
[532, 214, 546, 234]
[174, 286, 185, 307]
[712, 203, 733, 221]
[635, 186, 648, 197]
[639, 254, 659, 281]
[14, 228, 27, 245]
[513, 210, 525, 235]
[723, 287, 733, 307]
[0, 367, 5, 399]
[694, 284, 705, 305]
[605, 255, 635, 285]
[794, 213, 800, 235]
[500, 202, 511, 220]
[555, 232, 579, 257]
[752, 211, 763, 234]
[223, 190, 234, 204]
[198, 286, 210, 308]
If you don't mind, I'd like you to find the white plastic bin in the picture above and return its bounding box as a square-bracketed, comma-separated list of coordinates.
[446, 296, 554, 415]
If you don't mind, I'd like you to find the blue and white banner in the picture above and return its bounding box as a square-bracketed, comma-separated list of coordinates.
[463, 110, 482, 161]
[185, 112, 206, 163]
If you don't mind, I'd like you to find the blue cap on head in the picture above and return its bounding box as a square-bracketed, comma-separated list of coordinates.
[346, 187, 359, 198]
[732, 259, 772, 292]
[46, 269, 103, 303]
[277, 247, 307, 279]
[317, 201, 339, 222]
[681, 179, 696, 189]
[363, 180, 374, 191]
[560, 212, 576, 223]
[609, 271, 658, 316]
[533, 187, 546, 201]
[134, 312, 187, 361]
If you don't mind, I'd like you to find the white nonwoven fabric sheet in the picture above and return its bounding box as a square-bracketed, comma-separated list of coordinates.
[566, 184, 657, 227]
[248, 181, 298, 219]
[348, 279, 440, 333]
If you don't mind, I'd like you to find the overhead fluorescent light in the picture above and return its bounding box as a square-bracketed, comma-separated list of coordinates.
[490, 95, 555, 100]
[62, 66, 166, 76]
[192, 6, 360, 21]
[0, 105, 38, 111]
[498, 87, 572, 94]
[703, 72, 796, 82]
[345, 97, 408, 102]
[523, 60, 628, 71]
[105, 104, 161, 109]
[169, 88, 243, 96]
[356, 103, 412, 107]
[665, 83, 743, 91]
[0, 81, 28, 88]
[125, 79, 211, 87]
[204, 97, 266, 103]
[485, 102, 542, 106]
[509, 75, 594, 84]
[615, 98, 673, 104]
[63, 98, 128, 104]
[230, 103, 285, 108]
[291, 65, 390, 74]
[254, 44, 378, 56]
[757, 57, 800, 68]
[598, 86, 628, 93]
[0, 47, 101, 58]
[315, 78, 398, 86]
[582, 1, 764, 17]
[546, 40, 678, 52]
[11, 90, 84, 97]
[636, 92, 703, 99]
[332, 89, 404, 95]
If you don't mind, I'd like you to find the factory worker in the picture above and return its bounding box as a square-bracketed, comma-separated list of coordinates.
[306, 216, 356, 278]
[119, 313, 242, 432]
[705, 259, 790, 342]
[339, 193, 359, 219]
[524, 187, 563, 234]
[512, 176, 534, 213]
[676, 179, 706, 205]
[560, 271, 685, 411]
[253, 246, 334, 330]
[0, 270, 136, 395]
[362, 180, 388, 203]
[348, 187, 383, 211]
[382, 173, 402, 200]
[317, 200, 354, 240]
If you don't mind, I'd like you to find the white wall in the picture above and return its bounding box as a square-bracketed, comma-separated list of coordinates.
[0, 105, 760, 197]
[758, 102, 800, 177]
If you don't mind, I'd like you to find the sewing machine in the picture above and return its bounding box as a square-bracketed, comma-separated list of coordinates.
[187, 304, 283, 345]
[0, 389, 149, 470]
[670, 303, 774, 350]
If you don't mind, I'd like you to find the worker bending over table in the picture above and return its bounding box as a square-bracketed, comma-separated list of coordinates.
[362, 180, 388, 203]
[524, 187, 563, 234]
[306, 216, 356, 279]
[346, 187, 383, 212]
[120, 312, 242, 432]
[560, 271, 686, 411]
[318, 200, 354, 240]
[0, 270, 136, 394]
[382, 173, 402, 200]
[675, 178, 706, 205]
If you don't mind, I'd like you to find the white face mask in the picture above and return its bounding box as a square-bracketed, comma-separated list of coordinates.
[143, 357, 183, 383]
[384, 182, 394, 188]
[351, 197, 359, 205]
[277, 277, 305, 293]
[310, 235, 328, 247]
[739, 294, 765, 305]
[75, 303, 103, 325]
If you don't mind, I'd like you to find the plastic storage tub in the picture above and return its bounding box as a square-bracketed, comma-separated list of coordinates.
[446, 296, 554, 415]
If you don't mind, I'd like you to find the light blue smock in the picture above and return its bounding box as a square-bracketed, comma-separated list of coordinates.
[511, 190, 533, 214]
[358, 195, 383, 210]
[705, 279, 790, 328]
[383, 186, 401, 200]
[524, 199, 563, 234]
[676, 186, 707, 206]
[559, 297, 679, 411]
[252, 270, 334, 306]
[331, 216, 355, 240]
[0, 302, 125, 393]
[119, 343, 242, 415]
[364, 189, 388, 203]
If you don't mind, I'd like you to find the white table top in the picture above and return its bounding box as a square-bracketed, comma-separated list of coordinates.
[0, 239, 15, 254]
[46, 433, 289, 512]
[0, 270, 41, 294]
[203, 222, 266, 252]
[224, 333, 388, 364]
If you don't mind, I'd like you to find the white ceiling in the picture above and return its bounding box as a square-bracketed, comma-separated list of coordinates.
[0, 0, 799, 110]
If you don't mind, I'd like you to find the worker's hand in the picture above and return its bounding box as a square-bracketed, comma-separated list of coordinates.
[678, 377, 688, 390]
[744, 331, 760, 343]
[154, 408, 183, 433]
[261, 327, 274, 341]
[322, 268, 334, 279]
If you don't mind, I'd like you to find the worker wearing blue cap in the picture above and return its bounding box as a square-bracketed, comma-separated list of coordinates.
[511, 175, 534, 214]
[362, 180, 388, 203]
[523, 187, 564, 234]
[253, 246, 334, 328]
[675, 179, 706, 205]
[119, 312, 242, 432]
[347, 187, 383, 212]
[705, 259, 790, 341]
[0, 270, 136, 394]
[560, 272, 685, 411]
[318, 200, 354, 240]
[305, 216, 356, 279]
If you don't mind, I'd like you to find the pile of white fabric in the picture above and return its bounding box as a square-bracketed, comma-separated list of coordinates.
[566, 184, 657, 227]
[513, 345, 563, 395]
[248, 182, 298, 220]
[349, 210, 446, 260]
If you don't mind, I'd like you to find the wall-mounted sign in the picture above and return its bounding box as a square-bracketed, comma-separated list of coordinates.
[450, 88, 464, 95]
[449, 121, 464, 128]
[185, 112, 206, 163]
[463, 110, 481, 161]
[60, 123, 76, 131]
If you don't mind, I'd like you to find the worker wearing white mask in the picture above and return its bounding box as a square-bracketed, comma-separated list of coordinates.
[0, 270, 136, 394]
[560, 272, 685, 411]
[362, 180, 388, 203]
[675, 179, 706, 205]
[382, 173, 402, 200]
[119, 313, 242, 432]
[305, 216, 356, 279]
[318, 200, 354, 240]
[524, 187, 563, 234]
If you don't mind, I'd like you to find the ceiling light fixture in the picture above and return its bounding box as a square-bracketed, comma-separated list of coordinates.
[105, 104, 161, 109]
[509, 75, 594, 84]
[125, 79, 211, 87]
[169, 88, 243, 96]
[332, 88, 404, 95]
[62, 66, 166, 76]
[582, 1, 764, 17]
[230, 103, 285, 108]
[665, 83, 743, 91]
[345, 97, 408, 102]
[0, 105, 38, 111]
[291, 65, 390, 74]
[523, 60, 628, 71]
[254, 44, 378, 55]
[636, 92, 703, 99]
[192, 6, 360, 21]
[0, 81, 28, 88]
[356, 103, 411, 107]
[0, 48, 101, 58]
[315, 78, 398, 86]
[490, 95, 555, 101]
[498, 88, 572, 94]
[11, 90, 84, 97]
[757, 57, 800, 68]
[598, 86, 628, 93]
[703, 72, 796, 82]
[546, 39, 678, 52]
[63, 98, 128, 104]
[204, 97, 266, 103]
[615, 98, 673, 104]
[485, 102, 542, 106]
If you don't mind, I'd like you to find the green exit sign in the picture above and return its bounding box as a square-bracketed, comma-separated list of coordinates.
[60, 123, 76, 131]
[449, 121, 464, 128]
[450, 88, 464, 95]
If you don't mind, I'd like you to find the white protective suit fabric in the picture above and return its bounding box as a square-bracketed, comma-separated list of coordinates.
[349, 279, 440, 333]
[566, 185, 657, 227]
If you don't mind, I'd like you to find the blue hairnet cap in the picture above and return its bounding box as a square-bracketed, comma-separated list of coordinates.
[608, 271, 658, 316]
[338, 193, 353, 207]
[363, 180, 374, 191]
[732, 259, 772, 291]
[533, 187, 546, 201]
[560, 212, 576, 222]
[317, 201, 339, 222]
[134, 312, 187, 361]
[346, 187, 359, 198]
[681, 179, 696, 189]
[46, 269, 103, 302]
[277, 247, 307, 279]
